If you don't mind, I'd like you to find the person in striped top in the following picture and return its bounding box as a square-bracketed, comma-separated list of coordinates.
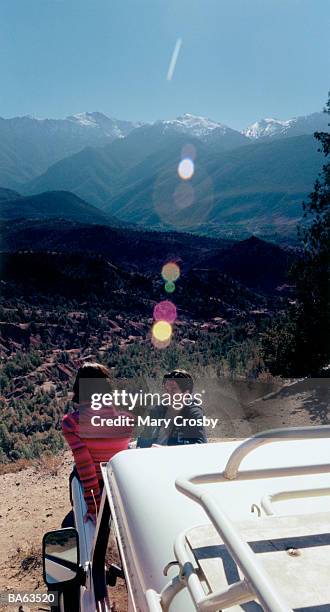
[62, 363, 133, 523]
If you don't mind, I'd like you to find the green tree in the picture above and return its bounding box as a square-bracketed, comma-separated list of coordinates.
[293, 93, 330, 375]
[0, 423, 12, 455]
[262, 94, 330, 377]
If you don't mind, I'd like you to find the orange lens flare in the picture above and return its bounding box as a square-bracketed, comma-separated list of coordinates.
[161, 262, 180, 283]
[152, 336, 171, 350]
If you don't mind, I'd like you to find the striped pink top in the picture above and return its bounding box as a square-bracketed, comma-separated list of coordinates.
[62, 410, 131, 513]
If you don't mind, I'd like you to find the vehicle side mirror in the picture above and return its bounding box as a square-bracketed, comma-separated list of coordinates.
[43, 528, 80, 587]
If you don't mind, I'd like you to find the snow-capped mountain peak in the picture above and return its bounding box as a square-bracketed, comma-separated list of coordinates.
[243, 111, 328, 140]
[66, 112, 144, 139]
[156, 113, 230, 138]
[243, 117, 294, 139]
[67, 112, 101, 128]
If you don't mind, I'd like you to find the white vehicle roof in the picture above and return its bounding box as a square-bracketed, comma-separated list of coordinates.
[104, 437, 330, 611]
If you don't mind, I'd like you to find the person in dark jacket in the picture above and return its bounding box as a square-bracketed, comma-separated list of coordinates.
[137, 369, 207, 447]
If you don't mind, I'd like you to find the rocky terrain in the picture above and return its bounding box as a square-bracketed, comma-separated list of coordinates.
[0, 227, 297, 464]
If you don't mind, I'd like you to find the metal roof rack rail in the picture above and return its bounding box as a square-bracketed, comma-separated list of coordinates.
[146, 425, 330, 611]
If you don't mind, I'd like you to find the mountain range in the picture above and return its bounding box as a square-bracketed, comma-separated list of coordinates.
[0, 112, 140, 188]
[22, 130, 323, 238]
[0, 109, 327, 186]
[0, 109, 328, 238]
[102, 133, 322, 236]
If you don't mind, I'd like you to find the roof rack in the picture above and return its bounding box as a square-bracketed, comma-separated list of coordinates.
[146, 426, 330, 612]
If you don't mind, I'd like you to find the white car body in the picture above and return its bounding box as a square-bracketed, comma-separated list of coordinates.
[57, 427, 330, 611]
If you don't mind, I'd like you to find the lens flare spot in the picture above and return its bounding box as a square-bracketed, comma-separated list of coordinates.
[152, 336, 171, 349]
[174, 182, 194, 209]
[152, 320, 172, 342]
[162, 262, 180, 282]
[178, 158, 194, 180]
[181, 143, 197, 161]
[165, 281, 176, 293]
[153, 300, 177, 323]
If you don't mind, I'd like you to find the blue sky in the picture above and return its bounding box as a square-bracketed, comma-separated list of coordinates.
[0, 0, 329, 129]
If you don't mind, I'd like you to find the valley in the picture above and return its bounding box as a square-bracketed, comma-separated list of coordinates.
[0, 223, 294, 463]
[0, 105, 327, 464]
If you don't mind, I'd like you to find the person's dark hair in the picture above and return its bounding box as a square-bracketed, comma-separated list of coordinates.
[163, 369, 193, 393]
[72, 362, 112, 404]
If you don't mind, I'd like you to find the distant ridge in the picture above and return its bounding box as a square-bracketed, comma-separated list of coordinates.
[0, 187, 22, 202]
[0, 216, 293, 293]
[0, 189, 116, 225]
